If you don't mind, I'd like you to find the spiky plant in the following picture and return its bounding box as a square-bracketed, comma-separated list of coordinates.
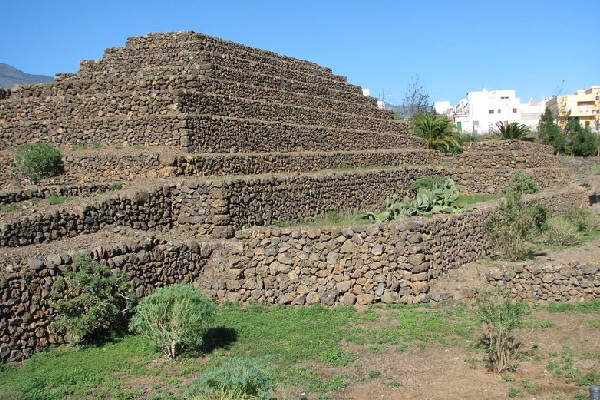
[410, 112, 462, 152]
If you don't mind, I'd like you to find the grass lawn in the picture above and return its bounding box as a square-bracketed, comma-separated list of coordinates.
[0, 303, 475, 399]
[1, 300, 598, 399]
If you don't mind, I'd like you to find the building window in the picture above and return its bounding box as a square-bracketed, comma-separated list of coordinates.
[489, 110, 494, 114]
[498, 109, 502, 114]
[512, 108, 517, 113]
[500, 96, 509, 100]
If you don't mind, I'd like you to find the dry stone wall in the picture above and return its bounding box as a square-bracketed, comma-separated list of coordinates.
[184, 116, 421, 153]
[450, 141, 562, 169]
[171, 149, 438, 177]
[0, 232, 215, 362]
[0, 188, 589, 362]
[0, 166, 577, 246]
[1, 142, 570, 190]
[180, 93, 406, 134]
[203, 189, 589, 306]
[0, 185, 178, 246]
[486, 263, 599, 302]
[0, 184, 115, 206]
[450, 167, 572, 194]
[181, 78, 387, 119]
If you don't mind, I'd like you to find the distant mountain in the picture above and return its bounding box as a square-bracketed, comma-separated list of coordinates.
[383, 102, 405, 115]
[0, 63, 54, 88]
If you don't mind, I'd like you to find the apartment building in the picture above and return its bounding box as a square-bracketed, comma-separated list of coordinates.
[546, 86, 600, 132]
[436, 88, 547, 134]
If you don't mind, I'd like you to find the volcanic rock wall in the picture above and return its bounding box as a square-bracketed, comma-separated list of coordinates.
[0, 31, 415, 153]
[0, 188, 588, 362]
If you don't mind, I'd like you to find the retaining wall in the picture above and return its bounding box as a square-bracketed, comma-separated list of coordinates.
[486, 263, 599, 302]
[0, 233, 215, 362]
[0, 166, 575, 246]
[0, 188, 589, 362]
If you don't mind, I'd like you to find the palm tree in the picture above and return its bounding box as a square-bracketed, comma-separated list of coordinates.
[495, 121, 532, 140]
[410, 112, 462, 152]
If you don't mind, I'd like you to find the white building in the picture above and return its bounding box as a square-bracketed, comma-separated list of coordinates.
[434, 101, 452, 115]
[440, 89, 547, 134]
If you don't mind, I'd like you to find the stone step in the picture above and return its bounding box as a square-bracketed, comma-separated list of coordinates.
[185, 114, 423, 153]
[0, 114, 183, 150]
[1, 109, 414, 152]
[0, 147, 436, 188]
[4, 73, 383, 123]
[75, 42, 352, 93]
[188, 77, 386, 119]
[180, 92, 404, 134]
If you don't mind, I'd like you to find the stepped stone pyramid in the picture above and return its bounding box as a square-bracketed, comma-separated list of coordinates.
[0, 31, 582, 363]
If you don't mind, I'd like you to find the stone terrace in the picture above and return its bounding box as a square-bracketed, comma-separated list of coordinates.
[0, 31, 588, 362]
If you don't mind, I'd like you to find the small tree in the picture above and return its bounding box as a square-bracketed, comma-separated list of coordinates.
[51, 256, 133, 344]
[565, 119, 598, 156]
[537, 108, 566, 154]
[400, 75, 432, 119]
[130, 284, 216, 359]
[476, 290, 529, 373]
[12, 142, 64, 184]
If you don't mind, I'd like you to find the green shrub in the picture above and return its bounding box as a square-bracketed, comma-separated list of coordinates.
[50, 256, 133, 344]
[562, 207, 600, 233]
[47, 195, 68, 206]
[186, 357, 275, 400]
[486, 173, 547, 260]
[130, 283, 216, 358]
[528, 203, 550, 233]
[486, 191, 535, 260]
[545, 217, 581, 246]
[12, 143, 64, 184]
[505, 172, 540, 195]
[411, 175, 448, 191]
[476, 290, 529, 373]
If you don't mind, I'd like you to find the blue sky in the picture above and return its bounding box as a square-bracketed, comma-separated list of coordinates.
[1, 0, 598, 105]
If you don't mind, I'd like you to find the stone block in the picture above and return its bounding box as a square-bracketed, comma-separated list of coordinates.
[356, 293, 374, 305]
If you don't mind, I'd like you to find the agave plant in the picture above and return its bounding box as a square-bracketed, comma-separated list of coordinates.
[409, 112, 462, 153]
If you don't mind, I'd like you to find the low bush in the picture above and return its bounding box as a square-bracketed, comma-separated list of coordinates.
[545, 217, 581, 246]
[562, 207, 600, 233]
[186, 357, 275, 400]
[411, 175, 448, 191]
[486, 173, 547, 260]
[129, 284, 216, 358]
[50, 256, 133, 344]
[505, 172, 540, 195]
[12, 142, 64, 184]
[476, 290, 529, 373]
